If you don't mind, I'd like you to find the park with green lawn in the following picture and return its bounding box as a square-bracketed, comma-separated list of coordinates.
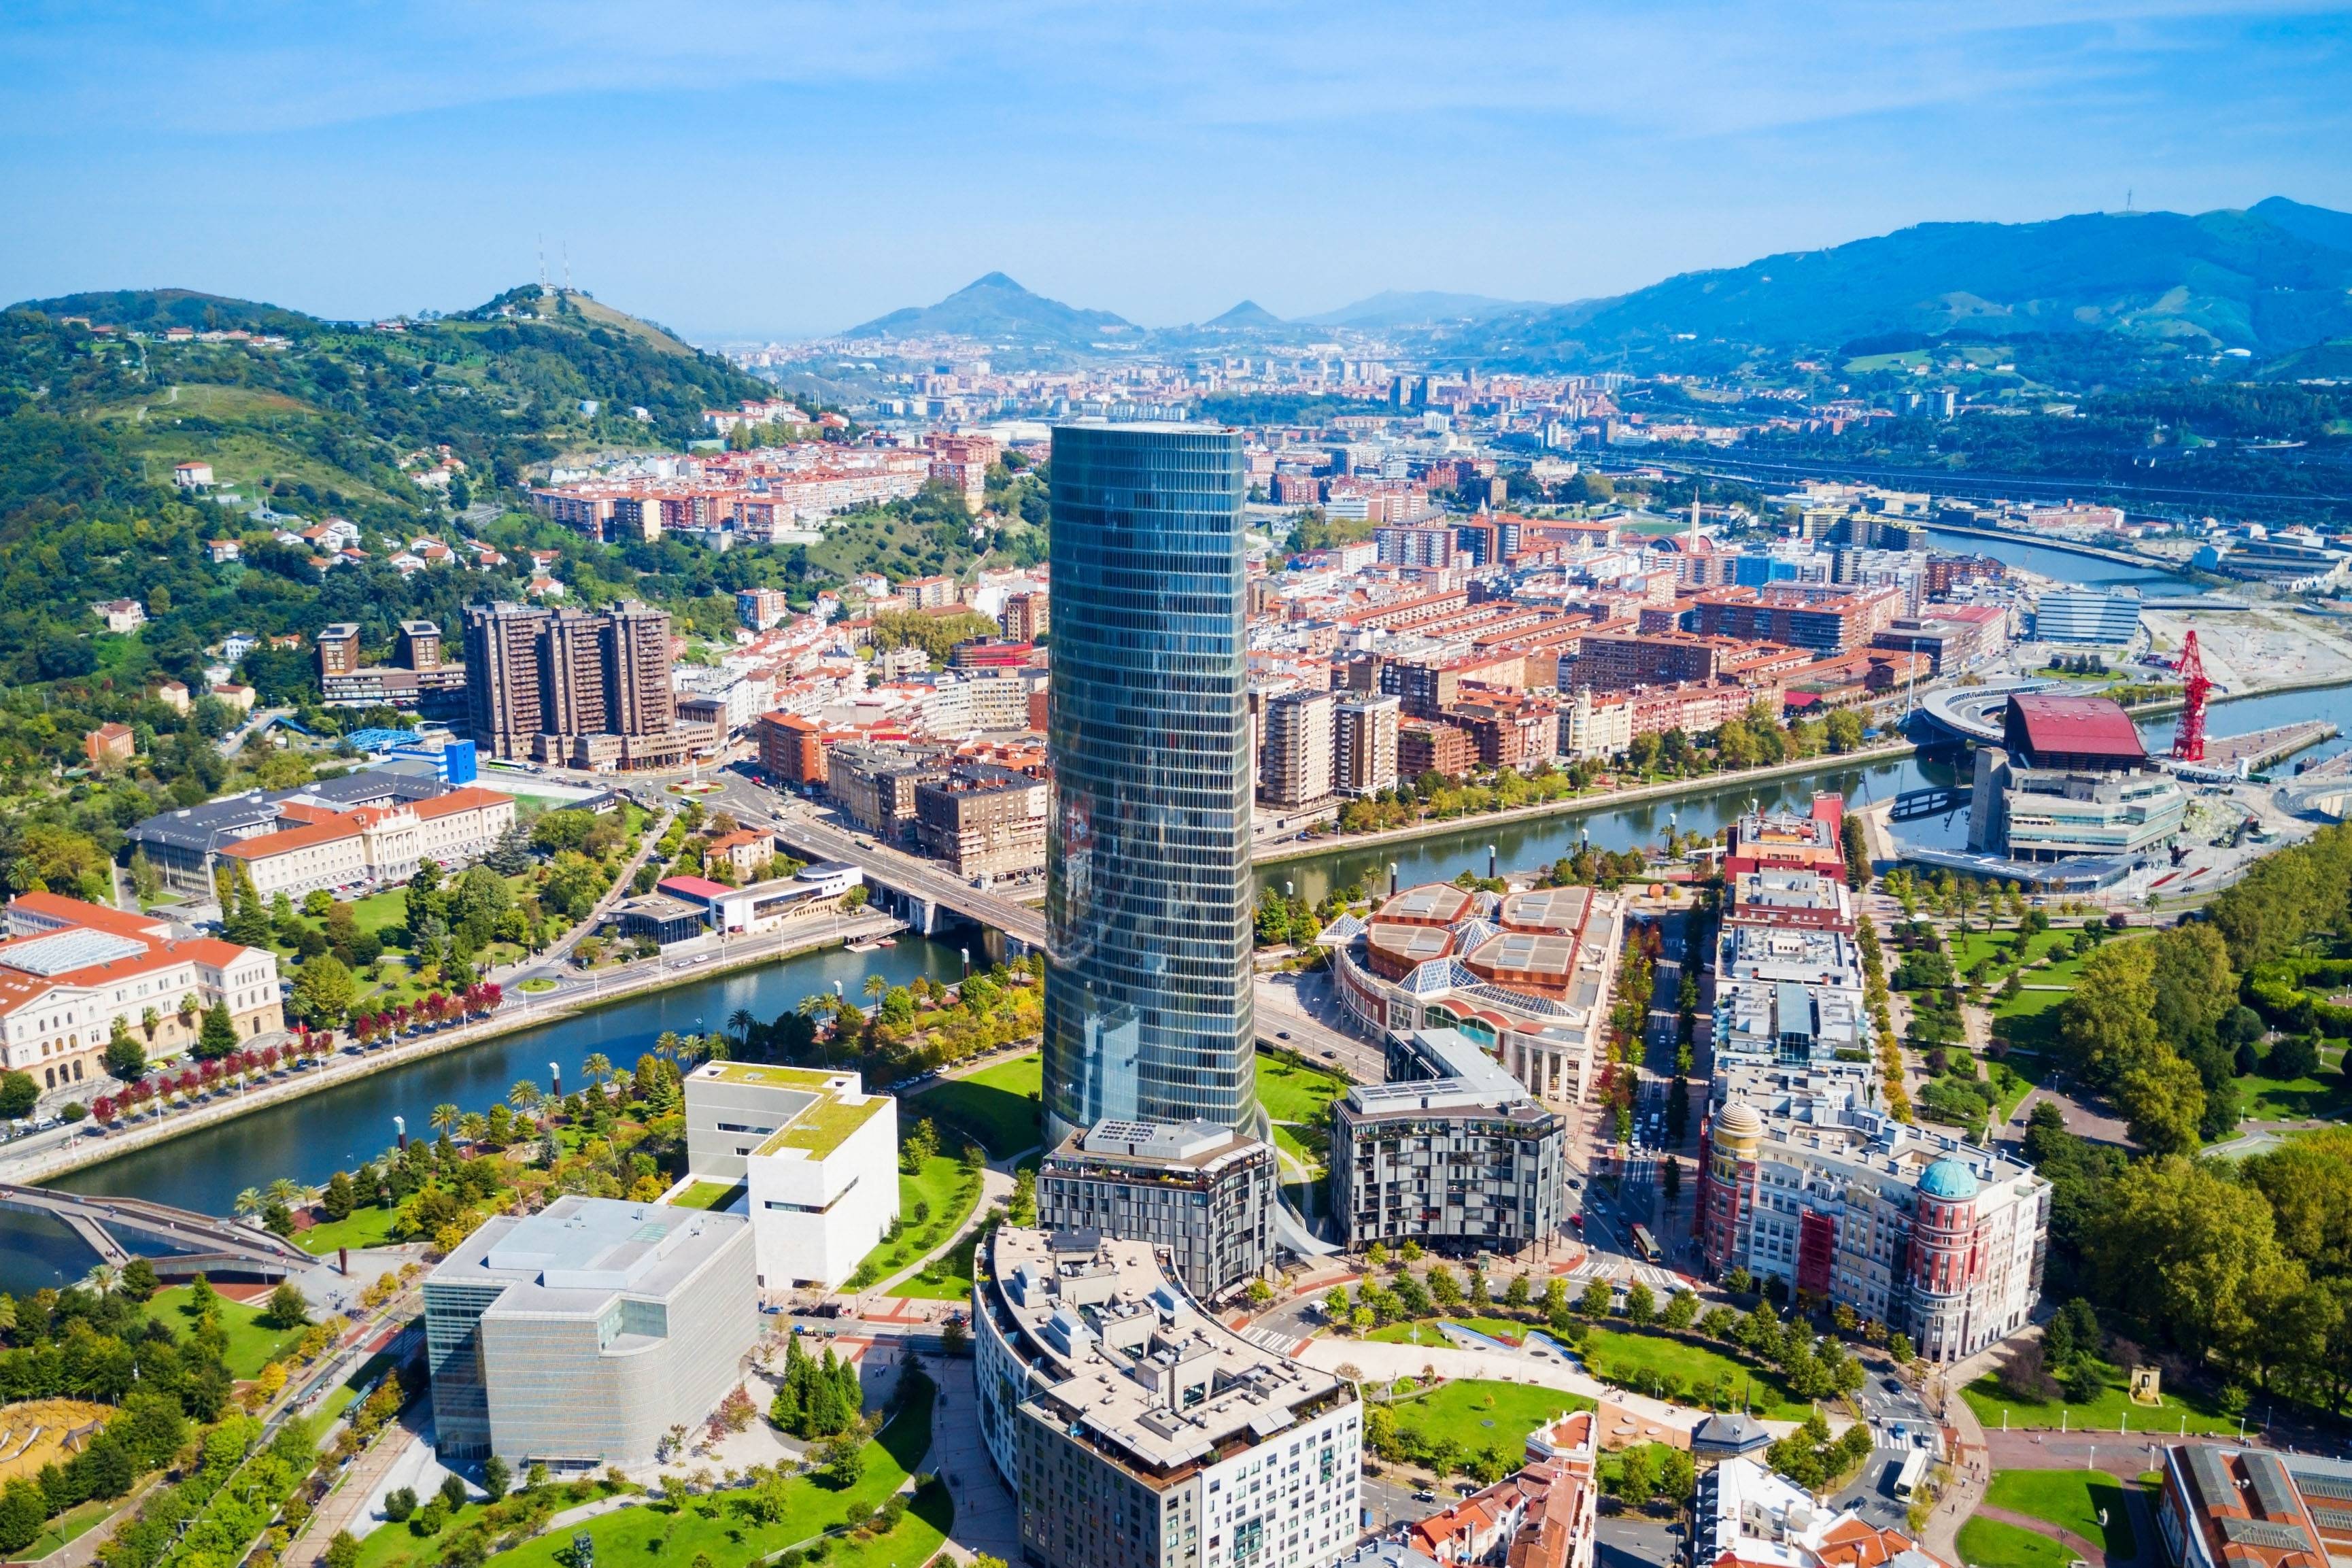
[1956, 1515, 2077, 1568]
[1368, 1380, 1592, 1471]
[145, 1283, 309, 1379]
[849, 1148, 985, 1292]
[1579, 1326, 1806, 1419]
[1258, 1053, 1349, 1173]
[1963, 1360, 2239, 1435]
[454, 1378, 944, 1568]
[909, 1051, 1041, 1158]
[1981, 1469, 2136, 1559]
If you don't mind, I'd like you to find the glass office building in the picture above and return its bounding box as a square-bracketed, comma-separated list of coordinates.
[1044, 423, 1255, 1146]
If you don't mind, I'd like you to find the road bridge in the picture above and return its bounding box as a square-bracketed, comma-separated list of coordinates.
[769, 813, 1049, 951]
[0, 1182, 315, 1280]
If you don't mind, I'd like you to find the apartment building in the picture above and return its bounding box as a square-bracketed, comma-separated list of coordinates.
[974, 1229, 1363, 1568]
[463, 600, 692, 770]
[1261, 689, 1338, 807]
[318, 619, 467, 710]
[753, 711, 832, 787]
[0, 893, 284, 1101]
[1329, 1029, 1569, 1254]
[1698, 1068, 2047, 1361]
[914, 764, 1049, 881]
[1334, 694, 1401, 798]
[1690, 585, 1901, 654]
[1399, 717, 1476, 781]
[1036, 1119, 1277, 1301]
[828, 743, 948, 843]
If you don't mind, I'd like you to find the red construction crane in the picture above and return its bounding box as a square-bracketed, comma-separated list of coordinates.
[2172, 630, 2211, 762]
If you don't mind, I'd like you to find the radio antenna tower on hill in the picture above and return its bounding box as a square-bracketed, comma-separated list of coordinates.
[2172, 630, 2211, 762]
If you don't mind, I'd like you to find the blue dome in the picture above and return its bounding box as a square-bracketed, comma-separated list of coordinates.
[1920, 1157, 1980, 1201]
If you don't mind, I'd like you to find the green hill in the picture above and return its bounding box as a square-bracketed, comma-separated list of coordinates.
[1461, 201, 2352, 368]
[843, 272, 1140, 350]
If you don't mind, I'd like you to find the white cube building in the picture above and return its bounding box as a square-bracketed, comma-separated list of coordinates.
[683, 1061, 900, 1295]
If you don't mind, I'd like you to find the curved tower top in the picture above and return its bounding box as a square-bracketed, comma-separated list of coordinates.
[1042, 423, 1255, 1147]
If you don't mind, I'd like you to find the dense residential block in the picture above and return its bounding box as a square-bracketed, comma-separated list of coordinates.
[1037, 1119, 1277, 1301]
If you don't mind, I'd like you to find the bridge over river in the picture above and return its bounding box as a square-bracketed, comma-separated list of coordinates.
[0, 1181, 316, 1281]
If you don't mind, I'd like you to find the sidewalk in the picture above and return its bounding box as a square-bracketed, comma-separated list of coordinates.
[1921, 1340, 2005, 1562]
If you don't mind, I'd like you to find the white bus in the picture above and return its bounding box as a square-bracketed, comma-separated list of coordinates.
[1892, 1449, 1930, 1501]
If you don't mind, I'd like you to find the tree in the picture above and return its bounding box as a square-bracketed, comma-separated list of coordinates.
[1504, 1273, 1533, 1310]
[291, 955, 356, 1026]
[1580, 1279, 1614, 1318]
[104, 1027, 146, 1085]
[2117, 1050, 2206, 1157]
[383, 1487, 418, 1523]
[197, 1001, 239, 1060]
[2056, 940, 2160, 1083]
[325, 1532, 362, 1568]
[262, 1280, 311, 1329]
[482, 1455, 511, 1502]
[819, 1433, 864, 1486]
[120, 1257, 160, 1301]
[2090, 1155, 2299, 1360]
[1624, 1282, 1657, 1327]
[0, 1071, 33, 1119]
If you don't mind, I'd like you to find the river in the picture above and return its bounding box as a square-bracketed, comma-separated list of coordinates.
[1925, 528, 2198, 594]
[4, 534, 2339, 1292]
[0, 936, 964, 1294]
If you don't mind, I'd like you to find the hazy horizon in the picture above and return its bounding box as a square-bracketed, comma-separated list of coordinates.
[3, 2, 2345, 341]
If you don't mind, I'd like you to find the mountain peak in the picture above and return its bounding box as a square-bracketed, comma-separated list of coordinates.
[1204, 299, 1285, 328]
[843, 273, 1134, 347]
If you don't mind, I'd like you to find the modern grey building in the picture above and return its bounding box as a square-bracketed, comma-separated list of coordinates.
[2032, 589, 2142, 646]
[1036, 1119, 1276, 1301]
[1043, 423, 1255, 1146]
[423, 1195, 758, 1469]
[1332, 1029, 1569, 1254]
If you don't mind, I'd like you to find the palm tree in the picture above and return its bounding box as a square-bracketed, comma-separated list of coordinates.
[84, 1263, 120, 1295]
[430, 1103, 461, 1137]
[458, 1111, 489, 1142]
[796, 993, 828, 1019]
[265, 1177, 307, 1208]
[233, 1187, 265, 1218]
[582, 1053, 613, 1090]
[655, 1030, 680, 1062]
[863, 974, 887, 1004]
[509, 1080, 543, 1113]
[728, 1008, 755, 1048]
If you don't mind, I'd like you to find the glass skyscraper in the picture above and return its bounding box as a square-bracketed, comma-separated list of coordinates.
[1043, 423, 1255, 1146]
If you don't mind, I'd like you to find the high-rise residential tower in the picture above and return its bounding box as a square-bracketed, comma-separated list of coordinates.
[1043, 423, 1254, 1146]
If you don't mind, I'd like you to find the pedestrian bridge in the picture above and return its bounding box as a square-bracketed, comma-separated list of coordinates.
[0, 1182, 315, 1281]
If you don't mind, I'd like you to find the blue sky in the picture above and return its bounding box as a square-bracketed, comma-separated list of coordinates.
[3, 1, 2347, 339]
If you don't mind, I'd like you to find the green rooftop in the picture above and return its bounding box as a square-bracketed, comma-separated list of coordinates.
[757, 1092, 887, 1159]
[700, 1062, 840, 1089]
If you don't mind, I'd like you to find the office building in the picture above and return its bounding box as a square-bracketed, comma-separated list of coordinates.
[218, 785, 516, 902]
[680, 1061, 898, 1294]
[2155, 1442, 2352, 1568]
[127, 772, 507, 898]
[423, 1195, 758, 1469]
[1697, 1072, 2046, 1361]
[1724, 794, 1850, 883]
[973, 1227, 1362, 1568]
[1328, 885, 1626, 1103]
[1698, 1459, 1951, 1568]
[1044, 424, 1255, 1146]
[1036, 1119, 1277, 1301]
[463, 600, 694, 770]
[0, 893, 284, 1100]
[2034, 589, 2143, 646]
[1329, 1029, 1569, 1253]
[1261, 689, 1338, 808]
[1968, 696, 2187, 861]
[1334, 694, 1400, 798]
[1711, 922, 1867, 1066]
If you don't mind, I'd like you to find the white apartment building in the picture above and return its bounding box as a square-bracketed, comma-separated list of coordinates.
[680, 1061, 899, 1294]
[975, 1228, 1363, 1568]
[0, 894, 284, 1101]
[1261, 689, 1338, 808]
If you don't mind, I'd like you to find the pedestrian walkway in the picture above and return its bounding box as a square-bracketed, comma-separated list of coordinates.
[928, 1359, 1020, 1565]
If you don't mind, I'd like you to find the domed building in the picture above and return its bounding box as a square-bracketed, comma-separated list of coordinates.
[1696, 1068, 2047, 1365]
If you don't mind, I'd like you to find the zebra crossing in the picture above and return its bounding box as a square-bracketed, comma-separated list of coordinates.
[1242, 1325, 1310, 1355]
[1566, 1255, 1689, 1293]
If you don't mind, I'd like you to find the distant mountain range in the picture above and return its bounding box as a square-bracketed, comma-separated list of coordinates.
[840, 199, 2352, 371]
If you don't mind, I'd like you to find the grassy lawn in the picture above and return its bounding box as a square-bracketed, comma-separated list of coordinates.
[25, 1495, 118, 1558]
[335, 889, 413, 938]
[1378, 1380, 1591, 1461]
[853, 1154, 984, 1289]
[464, 1383, 938, 1568]
[892, 1231, 980, 1302]
[1362, 1316, 1538, 1346]
[319, 1354, 393, 1425]
[1984, 1469, 2136, 1558]
[146, 1284, 308, 1379]
[1957, 1516, 2075, 1568]
[1581, 1327, 1805, 1419]
[2240, 1049, 2352, 1121]
[1962, 1361, 2238, 1435]
[910, 1051, 1041, 1157]
[1258, 1053, 1349, 1124]
[669, 1180, 745, 1212]
[295, 1203, 401, 1255]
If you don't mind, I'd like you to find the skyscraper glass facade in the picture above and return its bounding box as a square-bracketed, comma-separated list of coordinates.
[1044, 423, 1255, 1146]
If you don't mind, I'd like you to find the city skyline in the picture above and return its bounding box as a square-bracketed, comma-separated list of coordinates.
[1, 3, 2343, 337]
